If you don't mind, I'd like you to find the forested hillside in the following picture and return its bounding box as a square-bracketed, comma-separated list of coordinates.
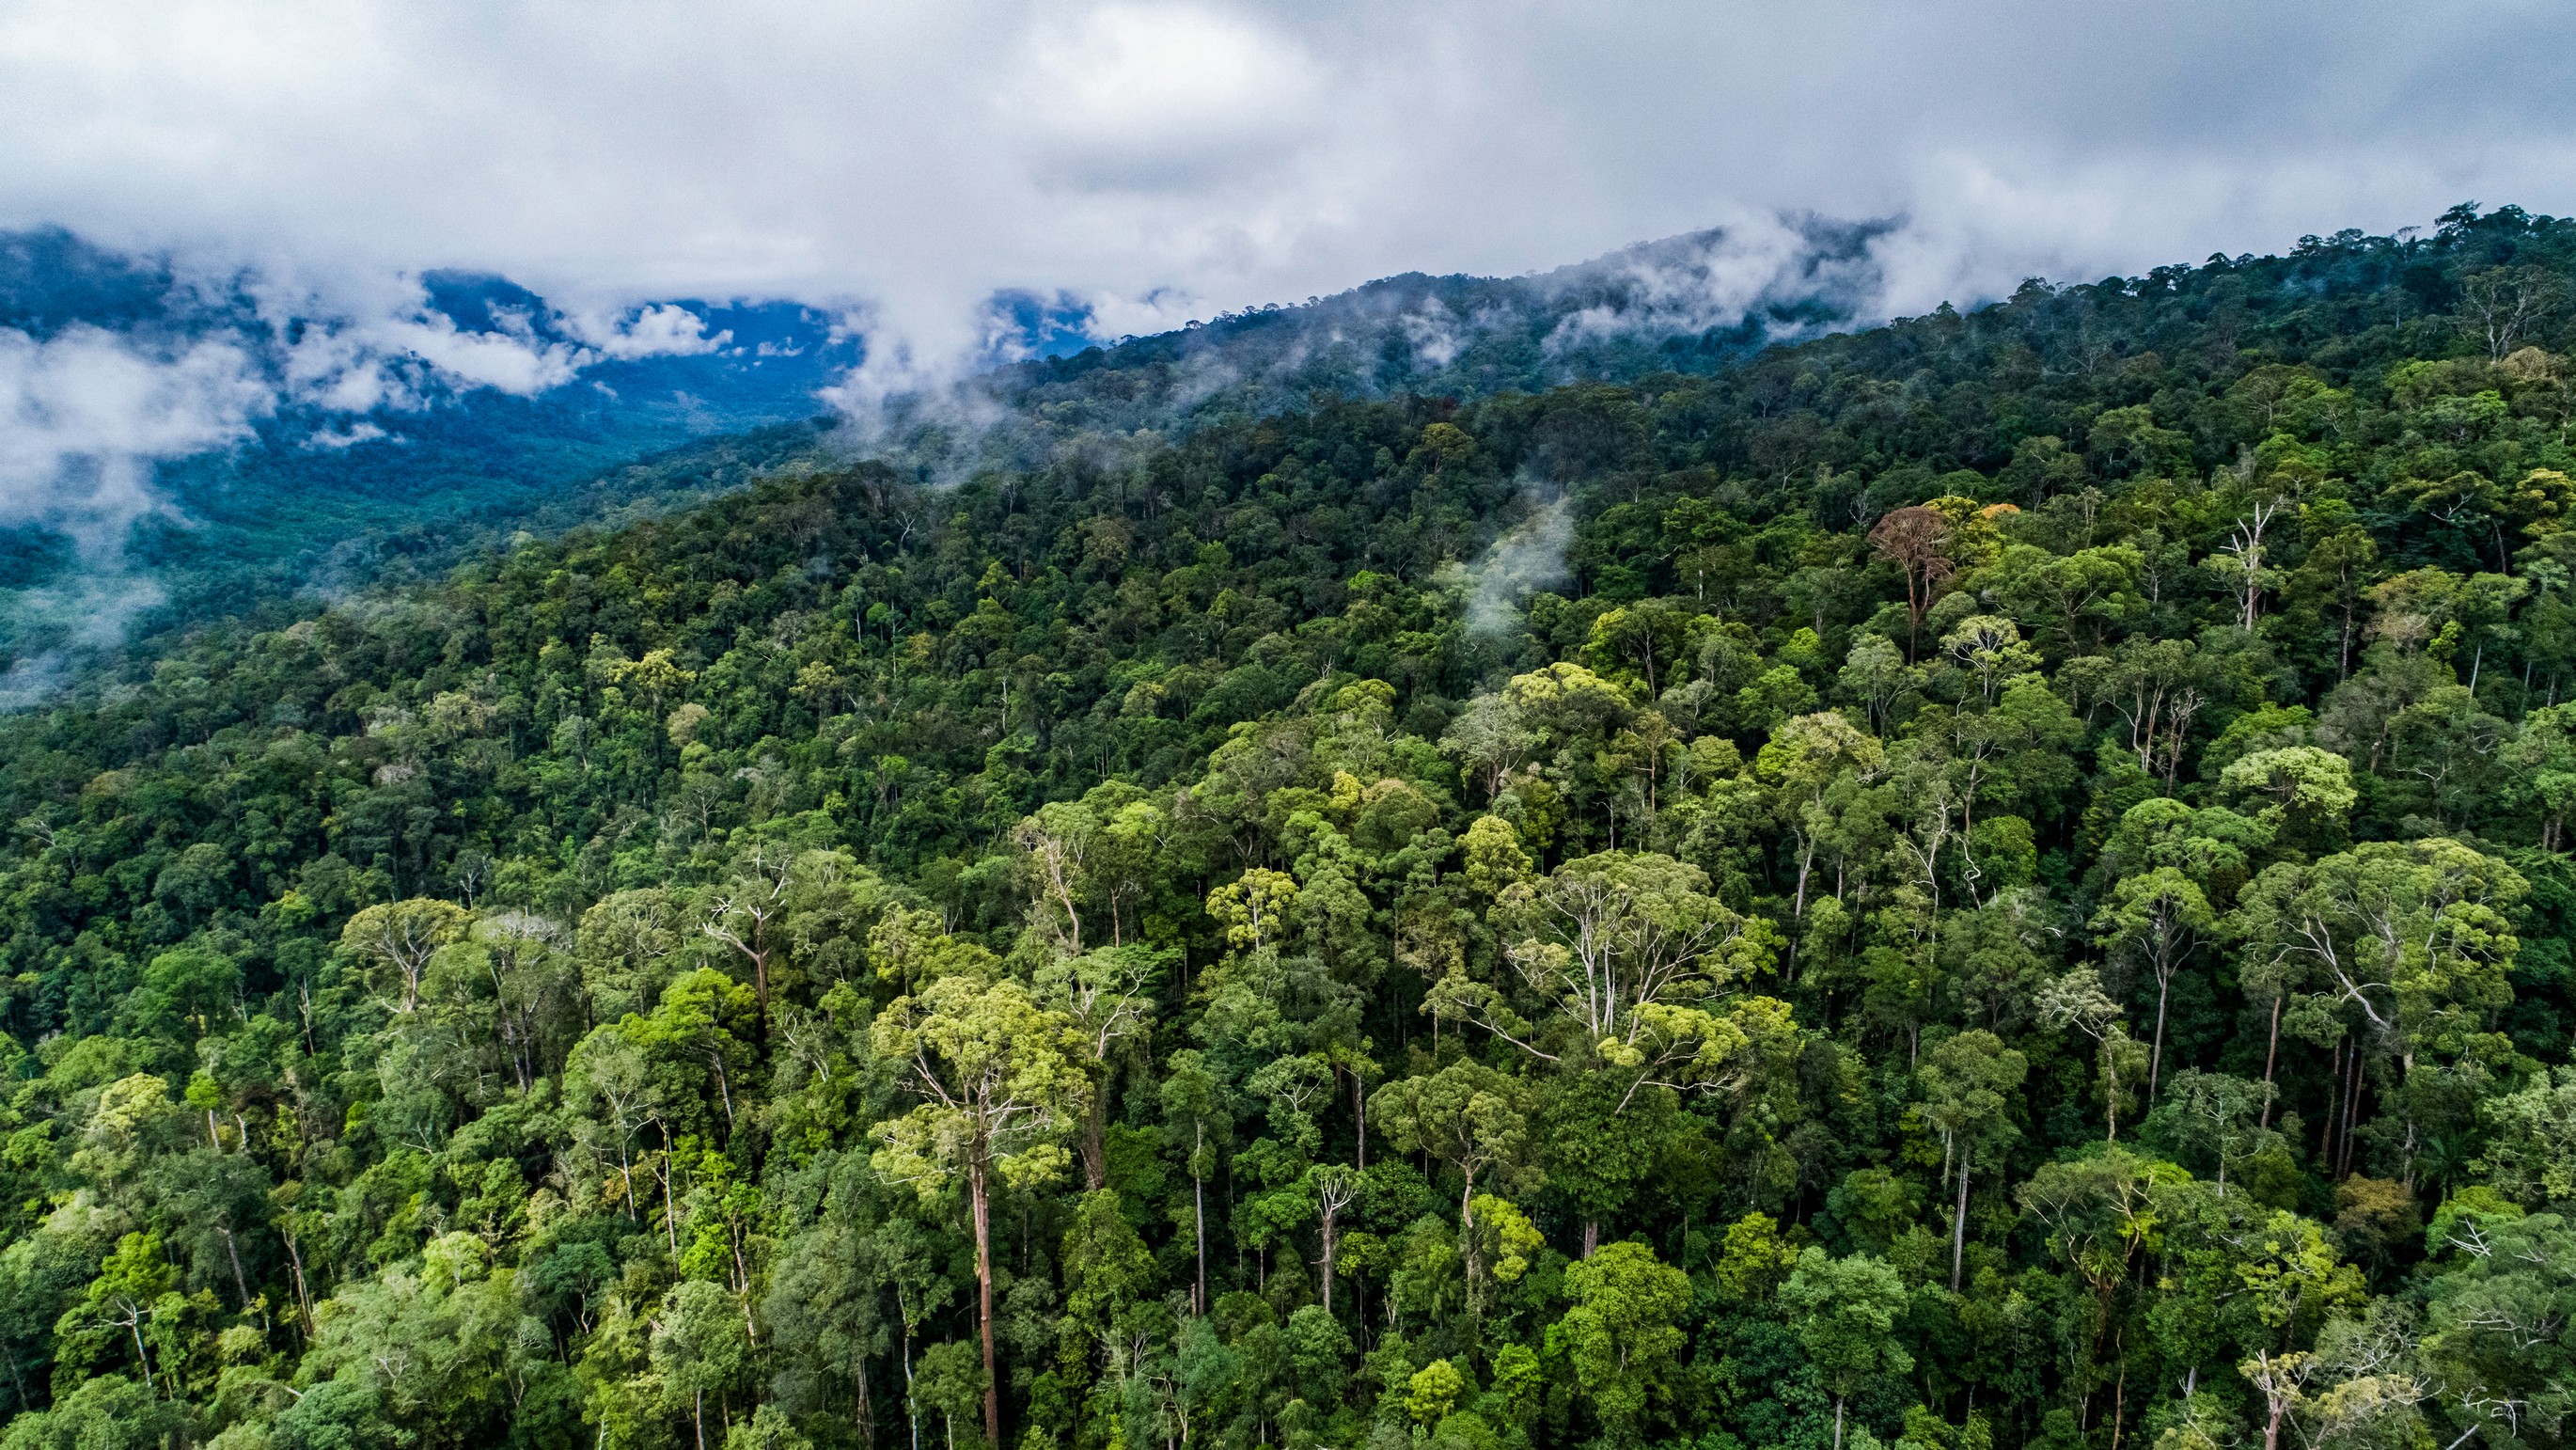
[862, 218, 1887, 481]
[5, 218, 1870, 685]
[0, 228, 860, 666]
[3, 205, 2575, 1450]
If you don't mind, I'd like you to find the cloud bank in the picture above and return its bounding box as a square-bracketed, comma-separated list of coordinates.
[1, 1, 2569, 389]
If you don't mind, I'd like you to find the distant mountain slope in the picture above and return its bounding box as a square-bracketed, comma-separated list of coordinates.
[0, 218, 1898, 682]
[862, 218, 1893, 479]
[0, 228, 861, 631]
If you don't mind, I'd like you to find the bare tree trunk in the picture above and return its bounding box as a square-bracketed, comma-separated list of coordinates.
[2259, 994, 2283, 1128]
[283, 1231, 316, 1335]
[1193, 1126, 1208, 1315]
[1353, 1075, 1366, 1169]
[972, 1161, 1003, 1450]
[2149, 967, 2173, 1097]
[903, 1327, 920, 1450]
[856, 1342, 875, 1450]
[1458, 1173, 1485, 1316]
[1320, 1208, 1337, 1315]
[2328, 1041, 2349, 1174]
[663, 1148, 681, 1260]
[1951, 1163, 1971, 1292]
[1080, 1092, 1108, 1190]
[2336, 1045, 2360, 1176]
[2104, 1045, 2121, 1141]
[218, 1224, 252, 1310]
[124, 1308, 158, 1398]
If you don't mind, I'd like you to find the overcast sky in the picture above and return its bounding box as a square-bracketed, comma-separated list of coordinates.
[4, 0, 2575, 371]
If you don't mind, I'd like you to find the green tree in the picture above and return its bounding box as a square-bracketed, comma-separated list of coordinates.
[1553, 1240, 1691, 1442]
[2473, 1066, 2576, 1206]
[1781, 1247, 1915, 1450]
[1917, 1029, 2027, 1290]
[1160, 1049, 1233, 1316]
[0, 1375, 188, 1450]
[1367, 1064, 1533, 1314]
[655, 1278, 756, 1450]
[339, 898, 471, 1016]
[1437, 850, 1779, 1108]
[1059, 1190, 1156, 1389]
[1036, 945, 1160, 1190]
[2036, 968, 2143, 1138]
[2092, 866, 2214, 1097]
[913, 1339, 987, 1450]
[872, 970, 1089, 1449]
[2422, 1211, 2575, 1450]
[1756, 711, 1886, 933]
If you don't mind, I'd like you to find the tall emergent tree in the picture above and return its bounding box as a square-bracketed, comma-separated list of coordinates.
[872, 965, 1089, 1449]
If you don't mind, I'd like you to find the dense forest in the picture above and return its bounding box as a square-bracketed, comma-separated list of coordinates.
[1, 204, 2574, 1450]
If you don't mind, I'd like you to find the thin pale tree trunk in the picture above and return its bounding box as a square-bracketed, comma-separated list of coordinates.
[2259, 994, 2283, 1128]
[1320, 1208, 1337, 1315]
[1951, 1163, 1970, 1291]
[2149, 967, 2173, 1097]
[971, 1161, 1003, 1449]
[903, 1327, 920, 1450]
[1353, 1075, 1366, 1169]
[1193, 1124, 1208, 1315]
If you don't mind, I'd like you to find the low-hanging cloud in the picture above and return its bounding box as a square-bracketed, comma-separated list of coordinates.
[0, 325, 273, 700]
[0, 248, 755, 686]
[1539, 216, 1890, 355]
[824, 214, 1897, 491]
[374, 312, 590, 397]
[578, 303, 730, 362]
[260, 285, 741, 412]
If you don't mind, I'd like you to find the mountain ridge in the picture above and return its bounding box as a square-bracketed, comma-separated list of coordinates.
[0, 217, 1898, 683]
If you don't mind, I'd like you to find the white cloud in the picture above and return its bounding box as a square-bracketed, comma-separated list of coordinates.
[576, 303, 729, 361]
[2, 1, 2567, 398]
[0, 326, 269, 535]
[1538, 216, 1875, 355]
[1010, 4, 1324, 193]
[1400, 302, 1464, 370]
[374, 312, 587, 396]
[300, 419, 388, 450]
[0, 246, 762, 687]
[0, 325, 273, 696]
